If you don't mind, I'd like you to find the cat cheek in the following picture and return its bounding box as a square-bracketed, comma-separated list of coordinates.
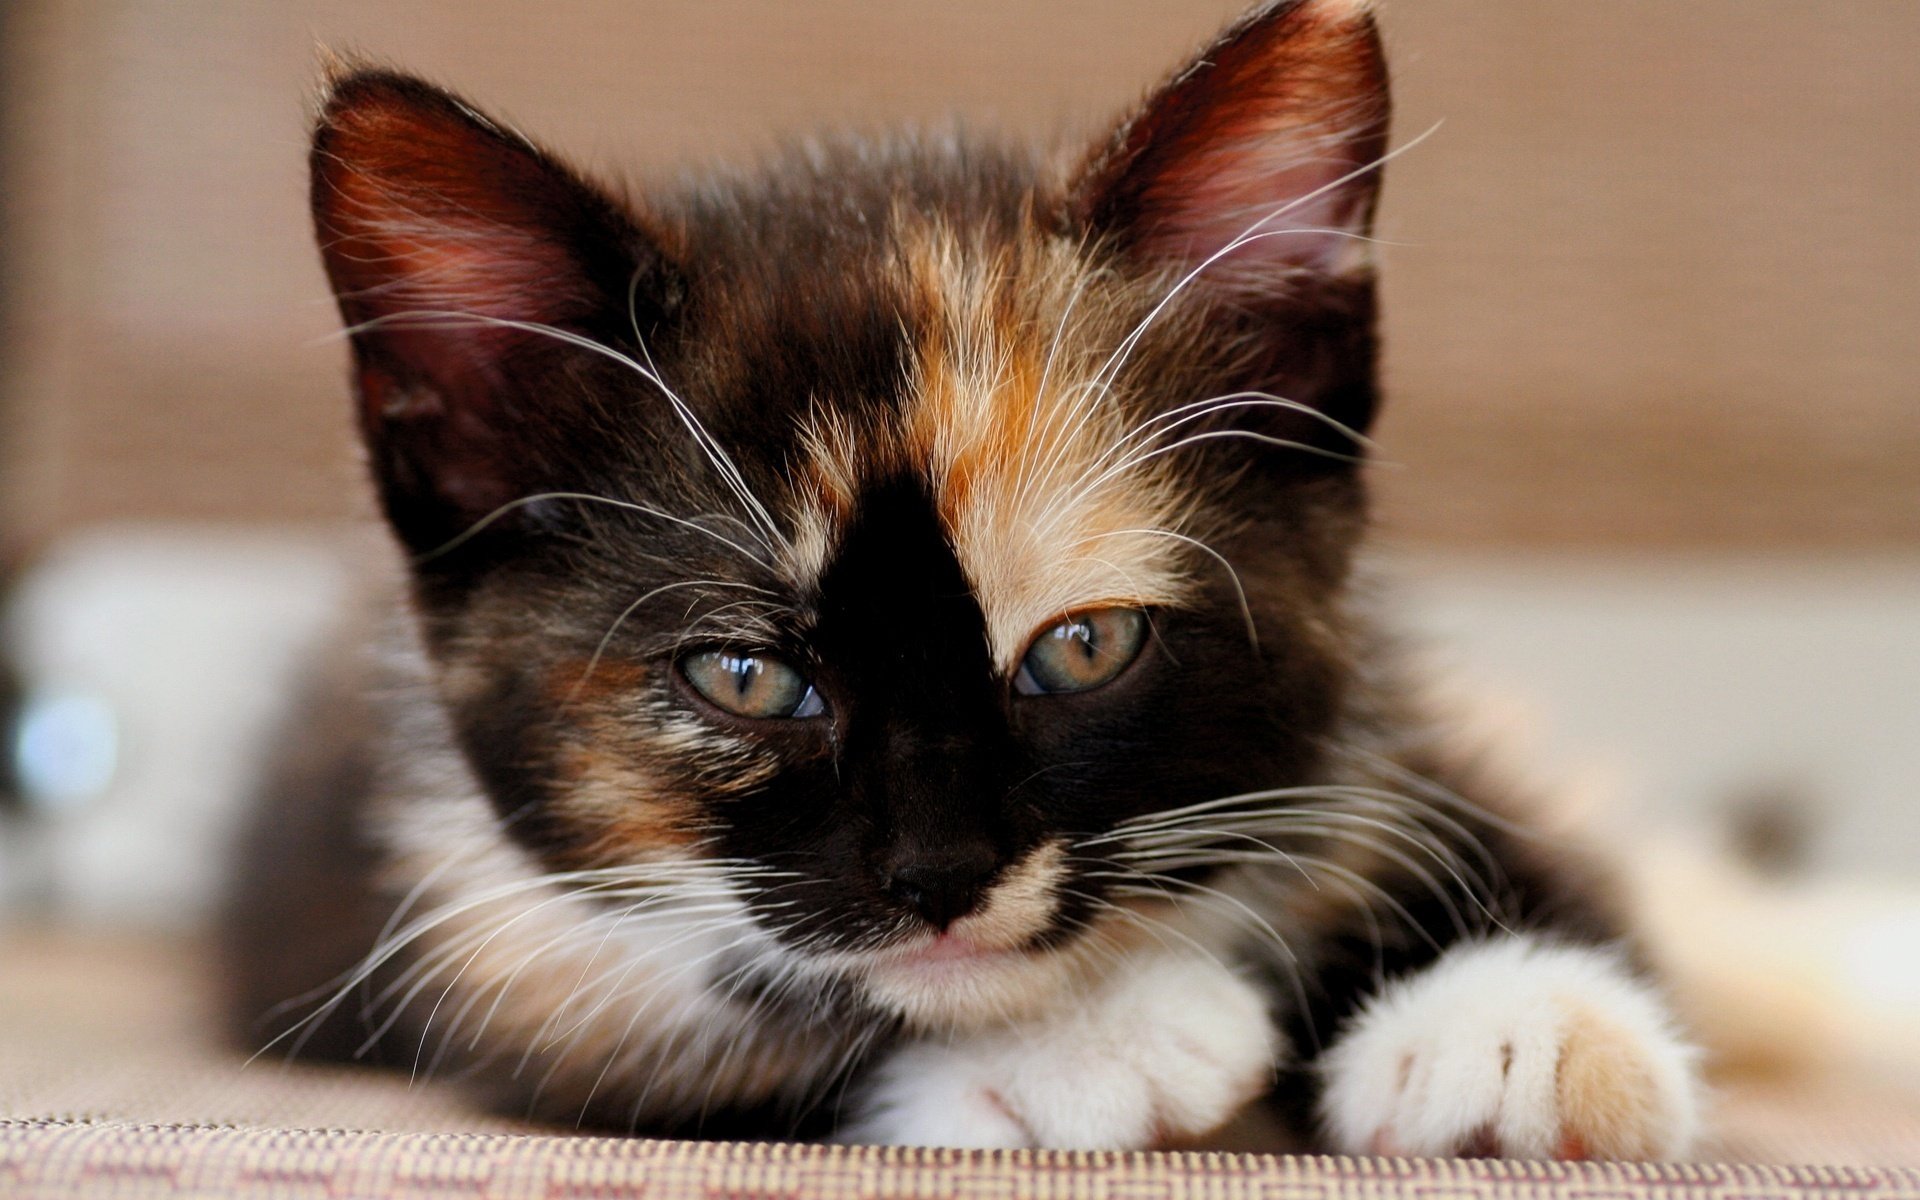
[543, 744, 729, 865]
[536, 667, 781, 866]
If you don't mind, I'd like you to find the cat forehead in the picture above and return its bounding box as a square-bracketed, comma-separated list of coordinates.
[784, 219, 1196, 669]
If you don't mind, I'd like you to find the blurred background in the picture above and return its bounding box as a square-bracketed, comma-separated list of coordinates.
[0, 1, 1915, 1080]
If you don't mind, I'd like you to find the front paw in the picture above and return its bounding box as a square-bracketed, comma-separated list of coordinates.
[844, 954, 1278, 1149]
[1319, 937, 1701, 1160]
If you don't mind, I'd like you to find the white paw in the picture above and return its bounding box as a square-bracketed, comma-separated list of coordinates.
[1319, 937, 1701, 1160]
[844, 954, 1278, 1149]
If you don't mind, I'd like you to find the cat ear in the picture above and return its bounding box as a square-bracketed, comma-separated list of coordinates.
[1071, 0, 1389, 286]
[311, 69, 676, 555]
[1067, 0, 1390, 452]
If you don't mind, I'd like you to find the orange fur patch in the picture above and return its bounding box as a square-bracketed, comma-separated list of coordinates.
[950, 840, 1067, 952]
[551, 739, 704, 863]
[905, 226, 1199, 669]
[1555, 1000, 1666, 1160]
[794, 221, 1204, 669]
[541, 659, 724, 864]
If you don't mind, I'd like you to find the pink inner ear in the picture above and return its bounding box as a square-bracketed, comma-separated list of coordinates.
[1080, 0, 1388, 283]
[327, 198, 574, 397]
[311, 72, 659, 544]
[1142, 107, 1382, 279]
[315, 85, 598, 395]
[338, 205, 570, 324]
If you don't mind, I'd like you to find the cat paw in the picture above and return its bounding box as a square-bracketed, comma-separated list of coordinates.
[844, 954, 1278, 1149]
[1319, 937, 1701, 1161]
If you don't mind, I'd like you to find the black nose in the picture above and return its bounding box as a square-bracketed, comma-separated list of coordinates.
[885, 859, 997, 930]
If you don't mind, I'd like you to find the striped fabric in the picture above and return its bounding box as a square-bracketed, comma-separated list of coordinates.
[5, 1123, 1919, 1200]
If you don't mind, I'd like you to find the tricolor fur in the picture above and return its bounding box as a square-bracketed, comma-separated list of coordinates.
[226, 0, 1703, 1152]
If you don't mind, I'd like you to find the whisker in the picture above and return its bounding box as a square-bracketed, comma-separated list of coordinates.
[569, 578, 778, 701]
[1081, 122, 1441, 405]
[334, 309, 787, 551]
[414, 489, 773, 570]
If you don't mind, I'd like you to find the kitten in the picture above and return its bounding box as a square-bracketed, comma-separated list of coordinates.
[226, 0, 1703, 1155]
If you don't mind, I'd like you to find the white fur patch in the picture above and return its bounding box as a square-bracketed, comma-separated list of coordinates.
[842, 951, 1279, 1149]
[1318, 936, 1702, 1160]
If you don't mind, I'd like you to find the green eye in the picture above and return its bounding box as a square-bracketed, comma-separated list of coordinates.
[1014, 608, 1147, 696]
[681, 650, 825, 719]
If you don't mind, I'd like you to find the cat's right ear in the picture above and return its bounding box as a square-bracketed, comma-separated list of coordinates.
[311, 69, 678, 558]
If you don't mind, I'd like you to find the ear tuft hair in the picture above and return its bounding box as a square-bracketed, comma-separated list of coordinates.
[1072, 0, 1390, 286]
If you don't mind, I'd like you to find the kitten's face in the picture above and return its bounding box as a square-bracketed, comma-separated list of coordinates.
[314, 0, 1388, 1028]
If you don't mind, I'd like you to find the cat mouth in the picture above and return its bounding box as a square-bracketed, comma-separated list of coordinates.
[882, 931, 1019, 970]
[854, 928, 1052, 987]
[849, 922, 1099, 1029]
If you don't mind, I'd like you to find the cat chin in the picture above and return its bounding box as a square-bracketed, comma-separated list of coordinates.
[855, 937, 1095, 1031]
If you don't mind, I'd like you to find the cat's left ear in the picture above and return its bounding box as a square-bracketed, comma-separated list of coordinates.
[1067, 0, 1390, 449]
[1071, 0, 1389, 285]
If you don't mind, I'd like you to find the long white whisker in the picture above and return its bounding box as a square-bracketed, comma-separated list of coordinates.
[1083, 123, 1441, 402]
[569, 578, 777, 701]
[335, 310, 787, 549]
[1074, 527, 1258, 651]
[416, 490, 773, 570]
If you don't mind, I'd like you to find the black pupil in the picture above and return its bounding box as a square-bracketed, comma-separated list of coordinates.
[724, 654, 763, 697]
[1064, 620, 1097, 661]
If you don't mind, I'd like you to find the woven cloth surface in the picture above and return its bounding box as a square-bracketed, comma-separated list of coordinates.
[7, 1123, 1919, 1200]
[4, 928, 1918, 1199]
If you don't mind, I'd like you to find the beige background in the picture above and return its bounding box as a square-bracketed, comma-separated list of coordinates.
[3, 1, 1918, 549]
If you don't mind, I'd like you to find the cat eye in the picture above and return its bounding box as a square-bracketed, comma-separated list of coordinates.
[681, 650, 826, 719]
[1014, 608, 1148, 696]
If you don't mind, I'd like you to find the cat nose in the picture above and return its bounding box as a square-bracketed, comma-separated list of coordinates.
[885, 859, 997, 931]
